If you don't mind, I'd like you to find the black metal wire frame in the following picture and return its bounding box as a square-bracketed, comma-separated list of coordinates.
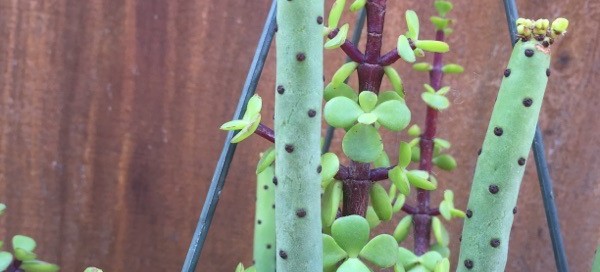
[322, 9, 367, 154]
[181, 1, 277, 271]
[502, 1, 569, 271]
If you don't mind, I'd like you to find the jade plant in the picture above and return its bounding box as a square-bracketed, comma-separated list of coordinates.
[220, 1, 575, 272]
[0, 204, 60, 272]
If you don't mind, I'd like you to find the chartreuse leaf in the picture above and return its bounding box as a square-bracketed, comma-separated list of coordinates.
[419, 251, 443, 270]
[244, 95, 262, 119]
[383, 66, 404, 97]
[331, 215, 370, 257]
[12, 235, 36, 252]
[0, 203, 5, 215]
[342, 124, 383, 163]
[436, 86, 451, 96]
[323, 234, 348, 269]
[19, 260, 59, 272]
[423, 84, 435, 94]
[321, 181, 343, 227]
[414, 40, 449, 53]
[393, 215, 413, 243]
[434, 258, 450, 272]
[332, 61, 359, 87]
[245, 266, 256, 272]
[350, 0, 366, 12]
[430, 16, 449, 30]
[321, 153, 340, 185]
[372, 100, 411, 131]
[431, 217, 450, 246]
[328, 0, 347, 29]
[377, 91, 403, 105]
[442, 64, 464, 74]
[374, 151, 391, 168]
[84, 268, 103, 272]
[256, 146, 275, 174]
[421, 92, 450, 110]
[398, 142, 412, 168]
[359, 234, 398, 268]
[407, 125, 421, 137]
[406, 170, 436, 190]
[413, 48, 425, 58]
[413, 62, 432, 72]
[366, 206, 382, 229]
[14, 247, 36, 261]
[235, 263, 245, 272]
[433, 154, 457, 171]
[433, 138, 451, 149]
[434, 1, 453, 17]
[358, 91, 378, 112]
[389, 167, 410, 196]
[430, 243, 450, 258]
[370, 183, 393, 221]
[324, 82, 358, 102]
[0, 251, 12, 271]
[325, 23, 349, 49]
[405, 10, 420, 40]
[324, 97, 363, 128]
[439, 201, 452, 221]
[397, 247, 419, 267]
[392, 194, 406, 213]
[338, 258, 370, 272]
[220, 120, 248, 131]
[231, 114, 261, 143]
[397, 35, 416, 63]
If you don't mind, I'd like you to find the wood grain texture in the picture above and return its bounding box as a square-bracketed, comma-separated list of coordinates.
[0, 0, 597, 271]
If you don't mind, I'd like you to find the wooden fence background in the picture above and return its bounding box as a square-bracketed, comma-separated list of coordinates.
[1, 0, 598, 271]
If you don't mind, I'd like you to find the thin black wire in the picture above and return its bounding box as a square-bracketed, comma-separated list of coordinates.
[181, 1, 277, 271]
[502, 1, 569, 271]
[322, 9, 367, 154]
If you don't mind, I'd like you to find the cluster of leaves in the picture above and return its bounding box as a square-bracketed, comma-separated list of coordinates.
[0, 204, 59, 272]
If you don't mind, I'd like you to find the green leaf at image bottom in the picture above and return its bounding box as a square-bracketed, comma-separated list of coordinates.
[0, 251, 13, 271]
[19, 260, 59, 272]
[331, 215, 370, 257]
[359, 234, 398, 268]
[323, 234, 348, 269]
[338, 258, 370, 272]
[342, 124, 383, 163]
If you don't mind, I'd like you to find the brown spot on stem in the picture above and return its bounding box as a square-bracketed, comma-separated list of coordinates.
[504, 69, 511, 77]
[494, 127, 503, 136]
[296, 53, 306, 61]
[523, 98, 533, 107]
[518, 157, 526, 166]
[308, 109, 317, 117]
[317, 166, 322, 173]
[285, 144, 294, 153]
[490, 238, 501, 248]
[466, 209, 473, 218]
[513, 207, 517, 214]
[317, 16, 323, 24]
[489, 184, 499, 194]
[296, 208, 307, 218]
[546, 68, 551, 77]
[464, 259, 474, 269]
[279, 250, 288, 259]
[273, 177, 278, 186]
[277, 85, 285, 94]
[525, 49, 534, 57]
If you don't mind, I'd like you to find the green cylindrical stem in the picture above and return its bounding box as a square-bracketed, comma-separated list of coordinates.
[254, 165, 276, 272]
[274, 1, 324, 271]
[458, 40, 551, 272]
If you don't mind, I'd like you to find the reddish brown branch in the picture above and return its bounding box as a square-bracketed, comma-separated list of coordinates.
[255, 123, 275, 143]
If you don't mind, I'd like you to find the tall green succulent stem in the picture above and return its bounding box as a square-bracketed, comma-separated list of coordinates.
[254, 165, 276, 272]
[274, 0, 323, 271]
[457, 40, 552, 272]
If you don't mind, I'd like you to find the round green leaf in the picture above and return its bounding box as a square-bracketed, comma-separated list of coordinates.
[372, 100, 411, 131]
[434, 258, 450, 272]
[398, 142, 412, 168]
[256, 146, 275, 174]
[220, 120, 248, 131]
[323, 234, 349, 269]
[397, 247, 419, 267]
[419, 251, 443, 270]
[332, 61, 359, 87]
[373, 150, 391, 168]
[411, 145, 420, 162]
[325, 23, 349, 49]
[407, 125, 421, 137]
[366, 206, 382, 229]
[434, 1, 453, 17]
[441, 64, 464, 74]
[414, 40, 449, 53]
[421, 92, 450, 110]
[358, 91, 378, 112]
[370, 183, 393, 221]
[383, 66, 404, 97]
[321, 153, 340, 183]
[377, 91, 404, 105]
[342, 124, 383, 163]
[231, 114, 261, 143]
[406, 170, 436, 190]
[405, 10, 420, 40]
[331, 215, 370, 257]
[431, 217, 449, 246]
[324, 82, 358, 102]
[322, 181, 343, 227]
[389, 167, 410, 196]
[14, 247, 36, 261]
[393, 215, 413, 243]
[432, 154, 457, 171]
[0, 251, 13, 271]
[359, 234, 398, 268]
[244, 95, 262, 119]
[12, 235, 36, 252]
[324, 97, 363, 128]
[338, 258, 370, 272]
[19, 260, 59, 272]
[397, 35, 416, 63]
[358, 112, 378, 125]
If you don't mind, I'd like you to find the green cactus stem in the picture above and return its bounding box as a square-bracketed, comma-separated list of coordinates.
[274, 0, 324, 271]
[254, 165, 276, 272]
[458, 18, 568, 271]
